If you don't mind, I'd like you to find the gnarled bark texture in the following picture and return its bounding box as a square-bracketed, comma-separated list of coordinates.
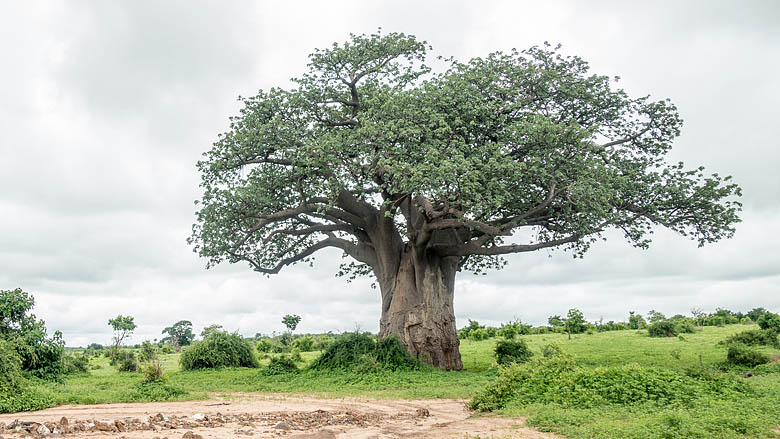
[377, 246, 462, 371]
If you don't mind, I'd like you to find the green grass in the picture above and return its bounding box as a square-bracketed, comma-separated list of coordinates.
[26, 325, 780, 438]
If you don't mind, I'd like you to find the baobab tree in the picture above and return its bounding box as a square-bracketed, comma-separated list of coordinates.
[190, 32, 741, 370]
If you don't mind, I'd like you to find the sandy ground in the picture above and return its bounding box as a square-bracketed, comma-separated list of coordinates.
[0, 394, 560, 439]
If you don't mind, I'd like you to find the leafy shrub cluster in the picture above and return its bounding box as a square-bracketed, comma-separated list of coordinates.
[494, 338, 533, 365]
[180, 331, 259, 370]
[63, 353, 90, 374]
[1, 288, 65, 381]
[263, 355, 299, 376]
[0, 339, 54, 413]
[309, 333, 424, 372]
[470, 351, 750, 412]
[111, 350, 139, 372]
[647, 320, 696, 338]
[722, 329, 779, 348]
[127, 380, 187, 401]
[726, 343, 769, 367]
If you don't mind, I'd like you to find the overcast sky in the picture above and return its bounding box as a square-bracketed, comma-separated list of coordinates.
[1, 1, 778, 347]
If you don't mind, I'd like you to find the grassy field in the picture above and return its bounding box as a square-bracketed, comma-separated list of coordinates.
[33, 325, 780, 438]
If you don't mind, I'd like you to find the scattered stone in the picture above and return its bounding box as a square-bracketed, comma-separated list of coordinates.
[58, 417, 69, 427]
[36, 423, 51, 435]
[274, 422, 292, 430]
[745, 370, 754, 378]
[192, 413, 205, 421]
[416, 408, 431, 417]
[115, 420, 127, 432]
[182, 431, 204, 439]
[289, 430, 338, 439]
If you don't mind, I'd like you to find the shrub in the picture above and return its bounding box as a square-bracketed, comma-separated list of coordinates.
[115, 350, 138, 372]
[128, 381, 186, 401]
[757, 312, 780, 333]
[470, 355, 750, 412]
[678, 322, 697, 334]
[494, 339, 533, 365]
[160, 343, 174, 354]
[293, 335, 316, 352]
[180, 332, 259, 370]
[139, 341, 157, 362]
[0, 340, 55, 413]
[648, 320, 678, 337]
[142, 360, 166, 383]
[470, 327, 489, 341]
[63, 353, 90, 374]
[256, 338, 273, 353]
[726, 343, 769, 367]
[309, 333, 423, 372]
[263, 355, 299, 375]
[723, 329, 779, 347]
[541, 343, 564, 358]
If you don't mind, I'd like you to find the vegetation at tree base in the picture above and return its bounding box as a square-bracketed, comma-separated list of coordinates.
[112, 350, 139, 372]
[0, 288, 65, 381]
[756, 311, 780, 332]
[179, 331, 259, 370]
[161, 320, 194, 350]
[189, 31, 741, 369]
[494, 338, 533, 365]
[63, 352, 90, 374]
[309, 333, 424, 372]
[725, 343, 769, 367]
[565, 309, 587, 338]
[0, 339, 55, 412]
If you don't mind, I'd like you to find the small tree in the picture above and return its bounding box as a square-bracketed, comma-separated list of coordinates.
[564, 309, 586, 339]
[548, 315, 564, 328]
[161, 320, 194, 351]
[282, 314, 301, 333]
[628, 311, 646, 329]
[108, 315, 136, 361]
[691, 307, 706, 328]
[647, 310, 667, 324]
[200, 324, 224, 339]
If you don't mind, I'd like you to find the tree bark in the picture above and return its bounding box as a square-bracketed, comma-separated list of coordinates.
[377, 245, 463, 370]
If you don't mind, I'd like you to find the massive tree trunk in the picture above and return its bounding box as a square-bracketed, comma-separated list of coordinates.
[377, 245, 463, 370]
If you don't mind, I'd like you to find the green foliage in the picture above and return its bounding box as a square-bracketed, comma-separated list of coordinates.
[541, 343, 564, 358]
[63, 353, 90, 375]
[282, 314, 302, 332]
[113, 350, 138, 372]
[139, 340, 157, 362]
[142, 359, 166, 383]
[128, 380, 187, 401]
[0, 288, 65, 380]
[0, 339, 55, 413]
[725, 343, 769, 367]
[497, 320, 531, 339]
[470, 355, 750, 412]
[179, 332, 259, 370]
[108, 315, 136, 360]
[648, 320, 678, 337]
[756, 312, 780, 332]
[263, 355, 299, 376]
[161, 320, 194, 349]
[200, 324, 224, 339]
[628, 311, 646, 330]
[722, 329, 779, 347]
[309, 333, 423, 372]
[565, 309, 587, 335]
[470, 327, 489, 341]
[494, 338, 533, 365]
[256, 338, 273, 353]
[293, 335, 316, 352]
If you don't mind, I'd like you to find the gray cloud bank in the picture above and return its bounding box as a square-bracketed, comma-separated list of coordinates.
[0, 1, 777, 346]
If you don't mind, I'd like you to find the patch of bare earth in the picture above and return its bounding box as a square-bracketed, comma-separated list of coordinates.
[0, 395, 560, 439]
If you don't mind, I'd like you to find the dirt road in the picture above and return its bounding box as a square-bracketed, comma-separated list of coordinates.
[0, 394, 559, 438]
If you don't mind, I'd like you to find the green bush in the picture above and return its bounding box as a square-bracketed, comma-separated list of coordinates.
[647, 320, 678, 337]
[470, 327, 489, 341]
[541, 343, 564, 358]
[179, 332, 259, 370]
[309, 333, 423, 372]
[723, 329, 779, 347]
[293, 335, 316, 352]
[114, 350, 138, 372]
[256, 338, 273, 353]
[63, 353, 90, 374]
[494, 338, 533, 365]
[678, 322, 697, 334]
[263, 355, 299, 375]
[470, 355, 750, 412]
[127, 380, 186, 401]
[726, 343, 769, 367]
[0, 340, 55, 413]
[757, 312, 780, 333]
[142, 360, 166, 383]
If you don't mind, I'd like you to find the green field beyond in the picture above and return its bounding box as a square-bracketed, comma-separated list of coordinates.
[30, 325, 780, 438]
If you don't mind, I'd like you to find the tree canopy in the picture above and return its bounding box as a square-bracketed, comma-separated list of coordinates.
[191, 32, 740, 278]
